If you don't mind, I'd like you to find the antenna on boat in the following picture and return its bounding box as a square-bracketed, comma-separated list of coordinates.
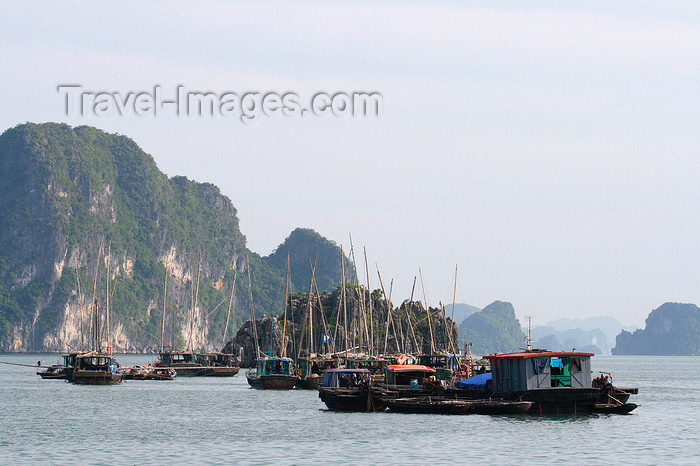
[525, 315, 536, 351]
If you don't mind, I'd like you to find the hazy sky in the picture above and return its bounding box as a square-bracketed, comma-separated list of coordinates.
[1, 1, 698, 327]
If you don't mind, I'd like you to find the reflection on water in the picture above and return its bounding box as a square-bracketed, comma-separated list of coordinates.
[1, 354, 698, 464]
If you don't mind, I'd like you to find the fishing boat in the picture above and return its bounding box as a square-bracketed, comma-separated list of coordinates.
[72, 352, 122, 385]
[318, 368, 386, 411]
[195, 352, 240, 377]
[384, 397, 533, 415]
[374, 364, 440, 398]
[296, 355, 340, 389]
[592, 373, 639, 413]
[246, 357, 299, 389]
[157, 350, 208, 377]
[484, 350, 601, 414]
[36, 365, 67, 380]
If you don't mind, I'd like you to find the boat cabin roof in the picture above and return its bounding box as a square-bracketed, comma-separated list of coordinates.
[486, 351, 593, 360]
[385, 364, 435, 373]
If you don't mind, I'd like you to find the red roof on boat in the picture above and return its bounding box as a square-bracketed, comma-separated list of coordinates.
[486, 351, 594, 360]
[385, 364, 436, 372]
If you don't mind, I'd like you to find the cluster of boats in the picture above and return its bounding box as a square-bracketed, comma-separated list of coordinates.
[242, 348, 638, 415]
[37, 346, 638, 415]
[37, 348, 239, 384]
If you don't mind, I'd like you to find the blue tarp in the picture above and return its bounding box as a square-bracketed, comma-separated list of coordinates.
[456, 372, 492, 390]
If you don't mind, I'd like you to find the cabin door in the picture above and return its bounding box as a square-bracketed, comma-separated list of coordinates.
[569, 357, 584, 387]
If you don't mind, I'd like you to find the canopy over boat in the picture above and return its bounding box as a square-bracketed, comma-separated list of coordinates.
[456, 372, 492, 390]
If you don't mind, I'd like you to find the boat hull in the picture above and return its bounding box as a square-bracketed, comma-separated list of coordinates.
[501, 388, 599, 415]
[593, 402, 638, 414]
[385, 397, 533, 415]
[247, 373, 298, 390]
[296, 374, 323, 389]
[73, 370, 123, 385]
[318, 388, 387, 411]
[201, 366, 240, 377]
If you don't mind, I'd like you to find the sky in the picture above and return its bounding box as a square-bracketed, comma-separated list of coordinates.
[1, 1, 699, 328]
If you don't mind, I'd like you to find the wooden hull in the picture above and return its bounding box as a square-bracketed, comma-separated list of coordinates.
[593, 402, 638, 414]
[37, 367, 67, 380]
[73, 370, 123, 385]
[168, 364, 208, 377]
[201, 366, 240, 377]
[246, 373, 298, 390]
[385, 397, 533, 415]
[318, 387, 387, 411]
[296, 374, 323, 389]
[502, 388, 599, 415]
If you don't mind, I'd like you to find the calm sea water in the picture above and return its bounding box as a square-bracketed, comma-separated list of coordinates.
[0, 354, 698, 465]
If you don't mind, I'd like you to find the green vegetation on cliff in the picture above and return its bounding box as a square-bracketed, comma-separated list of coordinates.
[0, 122, 347, 351]
[460, 301, 526, 355]
[613, 302, 700, 355]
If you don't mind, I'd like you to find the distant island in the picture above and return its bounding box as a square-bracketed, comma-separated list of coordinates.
[613, 302, 700, 355]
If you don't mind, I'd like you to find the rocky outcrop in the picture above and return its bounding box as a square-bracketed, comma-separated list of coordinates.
[0, 123, 347, 352]
[223, 286, 460, 367]
[460, 301, 526, 355]
[612, 302, 700, 355]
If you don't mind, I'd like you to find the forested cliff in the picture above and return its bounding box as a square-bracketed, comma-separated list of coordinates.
[0, 123, 347, 352]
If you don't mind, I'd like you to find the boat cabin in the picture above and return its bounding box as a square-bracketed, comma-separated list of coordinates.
[416, 354, 460, 372]
[384, 364, 436, 386]
[322, 368, 371, 388]
[486, 351, 593, 393]
[74, 353, 119, 373]
[159, 351, 196, 366]
[257, 357, 294, 376]
[196, 352, 236, 367]
[343, 357, 388, 374]
[298, 356, 339, 379]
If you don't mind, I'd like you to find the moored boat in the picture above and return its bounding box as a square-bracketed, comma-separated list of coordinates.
[72, 352, 122, 385]
[318, 368, 385, 411]
[246, 357, 299, 389]
[37, 365, 67, 380]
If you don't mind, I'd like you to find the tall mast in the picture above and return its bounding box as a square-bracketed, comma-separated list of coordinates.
[377, 265, 393, 354]
[75, 265, 83, 351]
[246, 254, 260, 359]
[340, 245, 349, 353]
[90, 239, 103, 351]
[222, 271, 237, 349]
[449, 264, 458, 354]
[307, 259, 315, 355]
[419, 268, 435, 354]
[190, 251, 202, 352]
[406, 277, 419, 352]
[102, 242, 111, 353]
[363, 247, 372, 356]
[281, 254, 290, 357]
[161, 263, 169, 353]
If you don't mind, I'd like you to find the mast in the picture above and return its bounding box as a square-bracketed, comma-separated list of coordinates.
[341, 245, 349, 353]
[449, 264, 458, 354]
[281, 254, 290, 357]
[161, 263, 169, 353]
[377, 265, 393, 354]
[190, 251, 202, 352]
[307, 259, 315, 355]
[349, 234, 368, 352]
[363, 247, 373, 356]
[246, 254, 260, 359]
[75, 265, 83, 351]
[419, 268, 435, 354]
[406, 276, 419, 352]
[222, 271, 237, 349]
[90, 239, 103, 351]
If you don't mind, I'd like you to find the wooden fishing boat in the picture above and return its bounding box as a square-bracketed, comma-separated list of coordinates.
[195, 352, 240, 377]
[157, 350, 208, 377]
[374, 364, 440, 398]
[485, 351, 601, 414]
[593, 402, 638, 414]
[72, 352, 122, 385]
[384, 397, 533, 415]
[246, 357, 299, 389]
[296, 356, 340, 389]
[36, 365, 67, 380]
[318, 368, 385, 411]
